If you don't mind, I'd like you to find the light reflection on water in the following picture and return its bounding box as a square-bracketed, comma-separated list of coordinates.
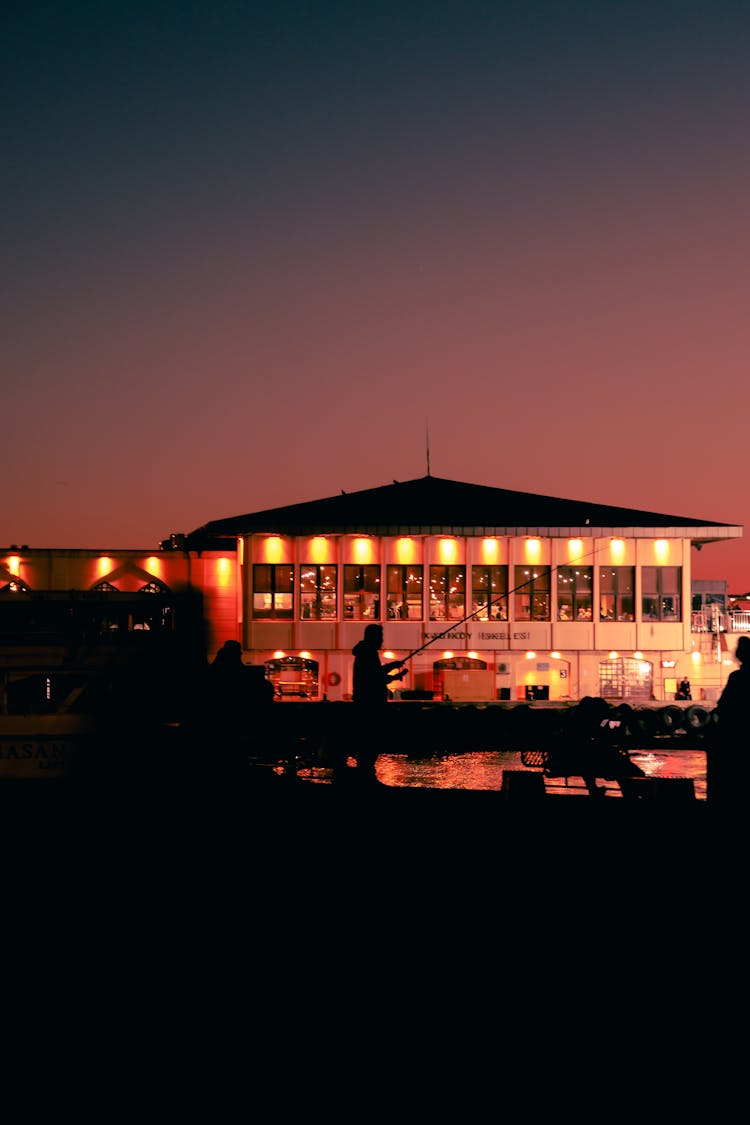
[375, 749, 707, 800]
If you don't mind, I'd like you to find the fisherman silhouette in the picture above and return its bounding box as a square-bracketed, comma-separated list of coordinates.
[349, 623, 406, 784]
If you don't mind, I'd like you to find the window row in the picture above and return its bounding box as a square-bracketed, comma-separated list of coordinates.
[252, 564, 683, 623]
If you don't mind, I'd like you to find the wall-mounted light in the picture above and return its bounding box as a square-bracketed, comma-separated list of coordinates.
[265, 537, 284, 564]
[481, 538, 499, 563]
[353, 537, 372, 564]
[396, 537, 415, 564]
[438, 538, 458, 564]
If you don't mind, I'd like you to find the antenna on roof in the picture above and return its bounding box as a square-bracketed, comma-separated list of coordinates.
[425, 419, 431, 476]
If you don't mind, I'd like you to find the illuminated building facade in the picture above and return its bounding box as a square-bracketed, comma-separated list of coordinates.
[180, 475, 744, 704]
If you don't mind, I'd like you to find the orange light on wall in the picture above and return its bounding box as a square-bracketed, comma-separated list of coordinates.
[467, 651, 478, 659]
[396, 537, 415, 564]
[550, 651, 561, 659]
[525, 538, 541, 563]
[146, 556, 162, 579]
[96, 556, 113, 579]
[655, 539, 669, 562]
[481, 538, 499, 563]
[7, 556, 20, 575]
[353, 537, 372, 565]
[438, 538, 458, 564]
[273, 650, 286, 659]
[609, 651, 619, 659]
[265, 537, 284, 563]
[216, 557, 232, 588]
[299, 651, 311, 660]
[525, 651, 536, 660]
[383, 650, 396, 660]
[634, 651, 643, 659]
[443, 651, 454, 659]
[310, 537, 328, 563]
[567, 539, 583, 561]
[610, 538, 625, 561]
[237, 538, 244, 565]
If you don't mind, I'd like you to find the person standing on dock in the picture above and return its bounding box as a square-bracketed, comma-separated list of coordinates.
[350, 623, 406, 784]
[711, 634, 750, 805]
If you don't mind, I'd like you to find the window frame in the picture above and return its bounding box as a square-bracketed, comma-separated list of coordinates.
[252, 563, 294, 620]
[514, 566, 551, 622]
[471, 565, 508, 620]
[429, 565, 466, 622]
[386, 565, 424, 620]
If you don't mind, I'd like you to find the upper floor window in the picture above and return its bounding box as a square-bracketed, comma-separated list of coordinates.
[642, 566, 682, 621]
[472, 565, 508, 620]
[429, 566, 465, 621]
[599, 567, 635, 621]
[514, 566, 551, 621]
[386, 565, 423, 620]
[253, 564, 294, 619]
[343, 565, 380, 620]
[557, 566, 593, 621]
[300, 565, 337, 620]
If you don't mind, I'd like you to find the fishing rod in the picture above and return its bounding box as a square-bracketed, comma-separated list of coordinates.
[399, 538, 617, 665]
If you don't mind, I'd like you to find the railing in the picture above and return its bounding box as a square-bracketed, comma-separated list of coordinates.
[691, 611, 750, 633]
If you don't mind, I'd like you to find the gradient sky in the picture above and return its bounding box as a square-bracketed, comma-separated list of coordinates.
[3, 2, 749, 587]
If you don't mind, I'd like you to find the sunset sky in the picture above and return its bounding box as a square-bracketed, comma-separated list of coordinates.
[3, 2, 749, 588]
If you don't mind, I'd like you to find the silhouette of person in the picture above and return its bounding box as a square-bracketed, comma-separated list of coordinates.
[676, 676, 692, 700]
[350, 623, 406, 784]
[711, 634, 750, 805]
[196, 640, 275, 783]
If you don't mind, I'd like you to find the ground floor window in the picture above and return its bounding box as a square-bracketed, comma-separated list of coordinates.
[599, 656, 653, 701]
[265, 655, 319, 698]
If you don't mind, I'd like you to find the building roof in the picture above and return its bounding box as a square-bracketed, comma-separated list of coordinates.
[186, 475, 743, 546]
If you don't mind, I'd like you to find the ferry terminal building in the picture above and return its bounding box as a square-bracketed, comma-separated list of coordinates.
[1, 476, 744, 709]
